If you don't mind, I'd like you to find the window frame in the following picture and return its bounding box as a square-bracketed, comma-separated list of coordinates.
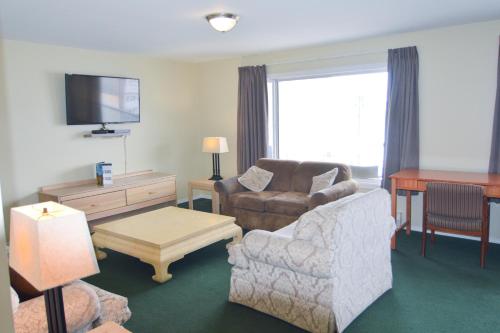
[267, 62, 388, 169]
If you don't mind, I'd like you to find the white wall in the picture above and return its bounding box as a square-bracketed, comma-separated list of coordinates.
[0, 37, 15, 333]
[194, 58, 241, 179]
[197, 19, 500, 242]
[0, 40, 200, 227]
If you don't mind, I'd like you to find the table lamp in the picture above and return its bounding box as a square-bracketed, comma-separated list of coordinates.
[202, 137, 229, 180]
[9, 201, 99, 333]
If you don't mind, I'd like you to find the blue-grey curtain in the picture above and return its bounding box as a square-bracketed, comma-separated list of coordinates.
[382, 46, 420, 191]
[237, 65, 268, 174]
[488, 38, 500, 173]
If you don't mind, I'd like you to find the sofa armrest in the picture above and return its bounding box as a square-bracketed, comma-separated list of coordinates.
[309, 179, 359, 209]
[240, 230, 333, 278]
[214, 176, 246, 196]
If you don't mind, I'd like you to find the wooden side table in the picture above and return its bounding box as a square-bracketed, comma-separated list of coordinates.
[89, 322, 131, 332]
[188, 179, 220, 214]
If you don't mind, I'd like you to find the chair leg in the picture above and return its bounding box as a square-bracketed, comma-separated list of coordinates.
[480, 197, 489, 269]
[486, 202, 490, 252]
[421, 193, 428, 257]
[431, 229, 436, 244]
[421, 228, 427, 257]
[480, 241, 486, 269]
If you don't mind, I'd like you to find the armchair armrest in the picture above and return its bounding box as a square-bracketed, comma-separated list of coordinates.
[309, 179, 359, 210]
[240, 230, 333, 278]
[214, 176, 246, 196]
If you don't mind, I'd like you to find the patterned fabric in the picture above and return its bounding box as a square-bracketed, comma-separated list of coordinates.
[228, 189, 396, 333]
[310, 168, 338, 194]
[426, 182, 484, 232]
[240, 230, 334, 278]
[294, 193, 364, 250]
[238, 166, 274, 192]
[232, 263, 333, 307]
[14, 281, 100, 333]
[12, 281, 131, 333]
[230, 274, 335, 333]
[81, 281, 132, 327]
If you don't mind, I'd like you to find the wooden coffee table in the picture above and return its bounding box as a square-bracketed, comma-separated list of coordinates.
[92, 207, 242, 283]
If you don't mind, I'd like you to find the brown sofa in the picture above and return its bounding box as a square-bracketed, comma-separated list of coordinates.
[214, 158, 358, 231]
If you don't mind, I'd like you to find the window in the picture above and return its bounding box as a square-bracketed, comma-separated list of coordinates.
[267, 70, 388, 177]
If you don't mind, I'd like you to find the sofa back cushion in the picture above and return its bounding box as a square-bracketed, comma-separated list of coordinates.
[291, 161, 351, 193]
[255, 159, 300, 192]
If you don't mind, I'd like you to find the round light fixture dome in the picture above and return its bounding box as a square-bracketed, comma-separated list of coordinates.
[205, 13, 239, 33]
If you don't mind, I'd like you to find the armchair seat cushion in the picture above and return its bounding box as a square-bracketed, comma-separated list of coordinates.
[265, 192, 309, 216]
[230, 191, 281, 212]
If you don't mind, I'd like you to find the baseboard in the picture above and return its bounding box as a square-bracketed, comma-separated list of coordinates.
[403, 225, 500, 245]
[177, 194, 211, 205]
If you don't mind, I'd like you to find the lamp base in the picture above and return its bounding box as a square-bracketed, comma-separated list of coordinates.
[210, 153, 223, 181]
[209, 175, 223, 181]
[44, 286, 67, 333]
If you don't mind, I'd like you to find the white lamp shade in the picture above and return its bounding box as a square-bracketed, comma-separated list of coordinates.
[202, 137, 229, 153]
[9, 202, 99, 291]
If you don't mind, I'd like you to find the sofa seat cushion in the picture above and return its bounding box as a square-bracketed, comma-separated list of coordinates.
[230, 191, 282, 212]
[265, 192, 309, 216]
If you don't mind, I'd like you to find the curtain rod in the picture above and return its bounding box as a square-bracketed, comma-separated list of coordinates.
[263, 49, 388, 67]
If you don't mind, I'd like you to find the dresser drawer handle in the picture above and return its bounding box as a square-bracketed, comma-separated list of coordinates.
[90, 204, 97, 207]
[148, 191, 155, 195]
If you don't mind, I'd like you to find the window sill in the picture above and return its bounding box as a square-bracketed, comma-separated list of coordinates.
[354, 177, 382, 193]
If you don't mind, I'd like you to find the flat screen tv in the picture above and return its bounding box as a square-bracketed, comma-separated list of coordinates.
[65, 74, 140, 125]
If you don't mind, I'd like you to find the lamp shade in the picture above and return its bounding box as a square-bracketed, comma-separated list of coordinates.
[202, 137, 229, 153]
[9, 202, 99, 291]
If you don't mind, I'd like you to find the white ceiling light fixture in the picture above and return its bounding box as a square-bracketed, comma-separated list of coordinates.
[205, 13, 239, 33]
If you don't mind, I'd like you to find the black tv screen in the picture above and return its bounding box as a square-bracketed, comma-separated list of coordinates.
[65, 74, 140, 125]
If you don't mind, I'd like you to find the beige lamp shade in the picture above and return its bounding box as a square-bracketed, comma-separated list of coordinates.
[202, 137, 229, 153]
[9, 201, 99, 291]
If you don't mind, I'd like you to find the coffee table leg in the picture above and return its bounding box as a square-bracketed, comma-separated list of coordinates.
[151, 261, 173, 283]
[227, 228, 243, 248]
[95, 247, 107, 260]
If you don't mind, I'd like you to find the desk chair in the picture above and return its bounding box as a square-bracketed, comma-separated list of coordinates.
[422, 182, 489, 268]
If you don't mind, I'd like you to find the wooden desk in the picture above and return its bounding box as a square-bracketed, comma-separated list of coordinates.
[389, 169, 500, 249]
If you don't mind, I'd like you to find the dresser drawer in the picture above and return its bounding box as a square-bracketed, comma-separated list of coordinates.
[62, 191, 126, 215]
[126, 180, 176, 205]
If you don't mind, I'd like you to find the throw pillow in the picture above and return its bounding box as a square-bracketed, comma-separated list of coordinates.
[238, 166, 274, 192]
[309, 168, 339, 194]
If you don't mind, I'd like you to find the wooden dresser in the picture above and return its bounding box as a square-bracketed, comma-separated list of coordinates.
[39, 170, 176, 221]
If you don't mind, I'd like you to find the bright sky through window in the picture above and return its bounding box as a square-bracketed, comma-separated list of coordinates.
[268, 72, 388, 176]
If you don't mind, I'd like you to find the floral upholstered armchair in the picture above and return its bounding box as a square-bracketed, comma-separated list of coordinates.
[227, 189, 396, 333]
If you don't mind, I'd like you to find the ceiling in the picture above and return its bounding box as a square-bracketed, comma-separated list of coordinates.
[1, 0, 500, 61]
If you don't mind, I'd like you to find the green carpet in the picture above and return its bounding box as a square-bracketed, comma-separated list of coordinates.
[85, 199, 500, 333]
